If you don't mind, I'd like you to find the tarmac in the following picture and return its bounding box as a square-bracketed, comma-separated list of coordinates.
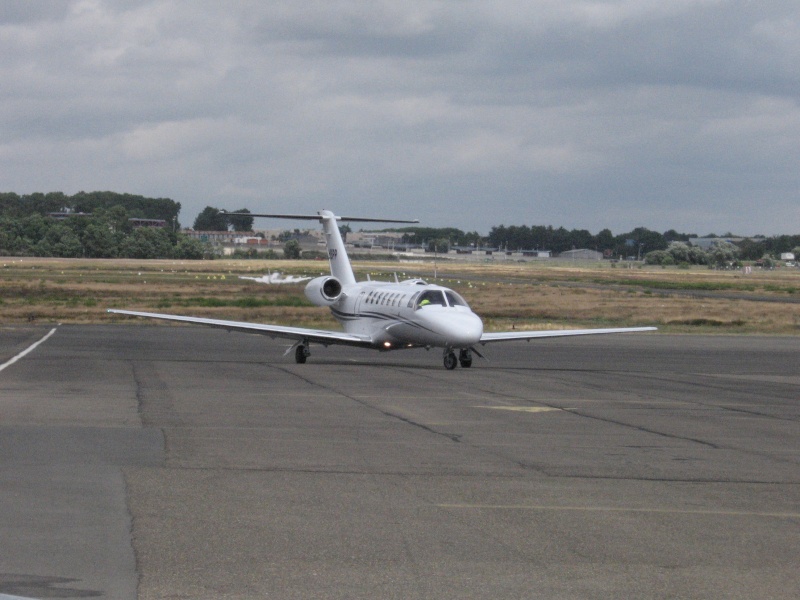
[0, 324, 798, 599]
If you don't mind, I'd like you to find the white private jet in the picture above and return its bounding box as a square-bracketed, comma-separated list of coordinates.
[109, 210, 656, 369]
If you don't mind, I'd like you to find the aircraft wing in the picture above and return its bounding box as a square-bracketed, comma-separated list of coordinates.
[107, 309, 374, 348]
[480, 326, 657, 344]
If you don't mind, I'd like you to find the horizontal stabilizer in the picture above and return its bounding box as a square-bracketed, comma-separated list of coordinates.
[222, 211, 418, 224]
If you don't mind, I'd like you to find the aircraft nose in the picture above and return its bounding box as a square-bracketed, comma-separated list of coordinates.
[437, 311, 483, 347]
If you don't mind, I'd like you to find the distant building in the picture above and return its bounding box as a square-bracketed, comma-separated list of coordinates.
[688, 237, 744, 249]
[129, 218, 167, 228]
[559, 249, 603, 260]
[48, 212, 92, 220]
[183, 230, 241, 244]
[452, 246, 501, 255]
[348, 232, 405, 248]
[519, 250, 551, 258]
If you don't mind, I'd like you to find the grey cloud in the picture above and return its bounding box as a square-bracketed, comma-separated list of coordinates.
[0, 0, 798, 235]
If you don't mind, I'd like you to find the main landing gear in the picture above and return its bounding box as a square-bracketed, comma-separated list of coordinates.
[443, 349, 473, 370]
[295, 342, 310, 364]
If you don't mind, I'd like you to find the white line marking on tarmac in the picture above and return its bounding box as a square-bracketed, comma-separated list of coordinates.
[435, 504, 800, 518]
[475, 406, 572, 413]
[0, 327, 57, 374]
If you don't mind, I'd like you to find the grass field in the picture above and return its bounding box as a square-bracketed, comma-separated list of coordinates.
[1, 256, 799, 334]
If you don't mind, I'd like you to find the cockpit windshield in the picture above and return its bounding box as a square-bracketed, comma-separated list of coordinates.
[445, 291, 469, 308]
[416, 290, 446, 308]
[415, 289, 470, 309]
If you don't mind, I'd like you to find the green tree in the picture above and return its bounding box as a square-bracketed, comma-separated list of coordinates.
[174, 235, 208, 259]
[37, 224, 83, 257]
[227, 208, 254, 232]
[462, 230, 483, 247]
[283, 239, 301, 259]
[667, 241, 691, 264]
[427, 238, 450, 253]
[20, 214, 49, 244]
[193, 206, 228, 231]
[594, 228, 615, 253]
[102, 205, 133, 234]
[81, 222, 117, 258]
[737, 238, 767, 261]
[688, 245, 708, 265]
[708, 241, 739, 268]
[644, 250, 671, 265]
[73, 191, 180, 224]
[119, 227, 174, 259]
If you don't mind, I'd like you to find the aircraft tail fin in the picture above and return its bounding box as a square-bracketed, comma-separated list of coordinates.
[318, 210, 356, 284]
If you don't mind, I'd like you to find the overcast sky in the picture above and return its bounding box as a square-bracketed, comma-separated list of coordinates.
[1, 1, 798, 235]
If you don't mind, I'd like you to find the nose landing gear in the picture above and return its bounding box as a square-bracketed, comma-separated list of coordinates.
[443, 348, 473, 370]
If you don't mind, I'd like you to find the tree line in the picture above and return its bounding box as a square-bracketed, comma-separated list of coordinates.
[192, 206, 254, 232]
[0, 191, 206, 259]
[388, 223, 800, 262]
[0, 191, 181, 224]
[2, 194, 799, 261]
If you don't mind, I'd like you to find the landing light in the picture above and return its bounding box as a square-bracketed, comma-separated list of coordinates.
[383, 342, 392, 348]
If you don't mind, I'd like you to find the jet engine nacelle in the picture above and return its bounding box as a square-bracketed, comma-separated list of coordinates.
[304, 276, 343, 306]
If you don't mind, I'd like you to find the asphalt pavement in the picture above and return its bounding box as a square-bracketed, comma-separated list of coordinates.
[0, 324, 798, 599]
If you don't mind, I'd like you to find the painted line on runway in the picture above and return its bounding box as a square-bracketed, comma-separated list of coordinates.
[435, 504, 800, 518]
[0, 327, 57, 374]
[475, 406, 573, 413]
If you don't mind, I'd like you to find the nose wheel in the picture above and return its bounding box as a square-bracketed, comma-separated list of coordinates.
[443, 349, 473, 370]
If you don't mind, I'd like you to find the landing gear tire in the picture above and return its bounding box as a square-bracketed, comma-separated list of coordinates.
[459, 349, 473, 368]
[295, 343, 309, 364]
[443, 351, 458, 370]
